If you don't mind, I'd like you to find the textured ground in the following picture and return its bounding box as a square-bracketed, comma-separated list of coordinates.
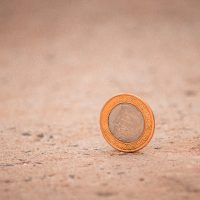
[0, 1, 200, 200]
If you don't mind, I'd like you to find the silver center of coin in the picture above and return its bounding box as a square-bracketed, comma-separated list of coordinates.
[108, 103, 144, 142]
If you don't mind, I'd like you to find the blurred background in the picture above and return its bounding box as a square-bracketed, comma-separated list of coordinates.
[0, 1, 200, 200]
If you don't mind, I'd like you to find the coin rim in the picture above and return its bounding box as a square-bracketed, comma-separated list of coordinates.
[100, 94, 155, 152]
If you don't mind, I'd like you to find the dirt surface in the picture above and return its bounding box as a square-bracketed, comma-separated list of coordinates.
[0, 1, 200, 199]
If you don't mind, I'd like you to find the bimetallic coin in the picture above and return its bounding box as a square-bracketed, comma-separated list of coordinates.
[100, 94, 155, 152]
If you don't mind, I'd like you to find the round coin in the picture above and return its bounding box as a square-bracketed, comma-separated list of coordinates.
[100, 94, 155, 152]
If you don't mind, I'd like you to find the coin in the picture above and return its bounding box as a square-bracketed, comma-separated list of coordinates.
[100, 94, 155, 152]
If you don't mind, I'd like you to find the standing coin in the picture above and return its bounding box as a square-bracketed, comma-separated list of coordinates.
[100, 94, 155, 152]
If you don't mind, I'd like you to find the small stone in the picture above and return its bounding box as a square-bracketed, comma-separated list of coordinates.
[37, 133, 44, 138]
[69, 175, 75, 179]
[22, 132, 31, 136]
[184, 90, 197, 96]
[24, 177, 32, 182]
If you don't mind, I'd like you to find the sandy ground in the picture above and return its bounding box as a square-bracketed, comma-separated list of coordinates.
[0, 0, 200, 199]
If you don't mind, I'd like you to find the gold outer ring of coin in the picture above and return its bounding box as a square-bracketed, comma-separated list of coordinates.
[100, 94, 155, 152]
